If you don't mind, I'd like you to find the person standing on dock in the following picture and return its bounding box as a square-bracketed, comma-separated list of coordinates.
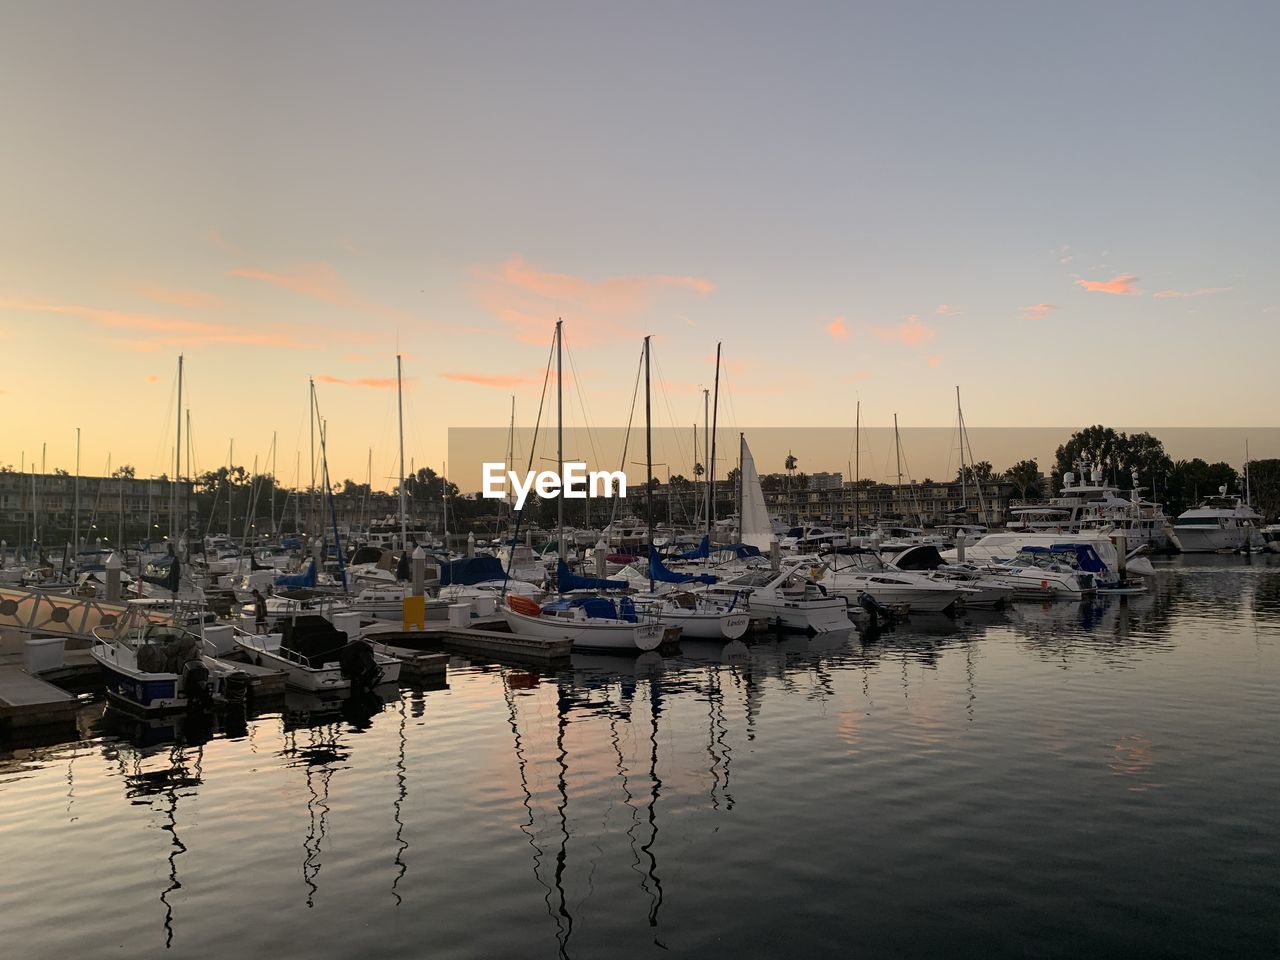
[251, 588, 268, 634]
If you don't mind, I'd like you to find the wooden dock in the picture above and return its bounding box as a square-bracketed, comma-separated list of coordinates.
[0, 666, 82, 729]
[383, 646, 450, 683]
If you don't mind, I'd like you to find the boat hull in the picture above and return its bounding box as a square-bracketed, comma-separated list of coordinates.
[501, 607, 663, 652]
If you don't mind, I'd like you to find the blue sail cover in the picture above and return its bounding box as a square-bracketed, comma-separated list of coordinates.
[676, 535, 710, 560]
[274, 559, 318, 589]
[557, 559, 626, 592]
[712, 543, 763, 559]
[141, 557, 181, 593]
[395, 550, 411, 581]
[439, 555, 508, 586]
[649, 547, 716, 585]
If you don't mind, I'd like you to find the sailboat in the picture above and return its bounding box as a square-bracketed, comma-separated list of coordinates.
[501, 322, 663, 653]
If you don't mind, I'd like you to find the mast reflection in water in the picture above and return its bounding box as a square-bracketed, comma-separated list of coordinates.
[1, 557, 1278, 959]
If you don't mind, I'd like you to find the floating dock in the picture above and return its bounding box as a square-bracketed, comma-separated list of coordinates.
[0, 665, 82, 730]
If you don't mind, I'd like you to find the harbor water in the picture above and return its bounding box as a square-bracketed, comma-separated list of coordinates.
[2, 555, 1277, 958]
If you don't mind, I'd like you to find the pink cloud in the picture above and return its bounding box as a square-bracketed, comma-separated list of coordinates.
[145, 374, 160, 383]
[925, 354, 942, 367]
[0, 296, 306, 349]
[439, 372, 539, 389]
[1152, 287, 1231, 299]
[1076, 274, 1140, 295]
[231, 261, 419, 326]
[935, 304, 963, 317]
[472, 255, 715, 344]
[868, 315, 935, 347]
[1019, 303, 1058, 320]
[314, 374, 406, 390]
[825, 316, 850, 340]
[135, 286, 223, 309]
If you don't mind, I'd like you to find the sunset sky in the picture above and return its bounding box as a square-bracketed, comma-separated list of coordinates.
[2, 2, 1277, 490]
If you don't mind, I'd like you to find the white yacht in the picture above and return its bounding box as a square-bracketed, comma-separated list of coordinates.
[975, 545, 1102, 599]
[1009, 465, 1173, 551]
[777, 525, 848, 554]
[814, 548, 974, 613]
[1171, 490, 1262, 553]
[885, 544, 1015, 607]
[701, 563, 853, 633]
[942, 531, 1156, 580]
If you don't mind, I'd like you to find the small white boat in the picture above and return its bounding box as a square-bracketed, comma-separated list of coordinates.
[234, 614, 401, 691]
[635, 591, 751, 640]
[91, 619, 251, 713]
[703, 564, 853, 634]
[978, 545, 1101, 599]
[815, 548, 974, 613]
[502, 594, 663, 652]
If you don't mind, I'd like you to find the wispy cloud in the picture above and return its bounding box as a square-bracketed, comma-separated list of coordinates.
[0, 296, 306, 349]
[1057, 244, 1073, 265]
[825, 316, 850, 340]
[868, 315, 935, 347]
[135, 286, 224, 309]
[1019, 303, 1058, 320]
[473, 255, 715, 344]
[935, 304, 963, 317]
[439, 371, 540, 388]
[925, 354, 943, 367]
[1076, 274, 1140, 295]
[232, 261, 417, 326]
[314, 374, 406, 390]
[145, 374, 160, 384]
[1153, 286, 1231, 299]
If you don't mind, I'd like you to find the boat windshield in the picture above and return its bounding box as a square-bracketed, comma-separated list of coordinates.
[827, 552, 887, 573]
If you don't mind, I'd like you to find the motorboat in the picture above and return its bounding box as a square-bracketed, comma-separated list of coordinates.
[814, 547, 974, 613]
[942, 531, 1155, 580]
[701, 563, 853, 633]
[233, 614, 401, 691]
[885, 544, 1015, 607]
[976, 545, 1102, 599]
[1171, 489, 1262, 553]
[91, 618, 251, 713]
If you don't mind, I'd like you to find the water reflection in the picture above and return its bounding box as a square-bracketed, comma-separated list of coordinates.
[3, 557, 1278, 959]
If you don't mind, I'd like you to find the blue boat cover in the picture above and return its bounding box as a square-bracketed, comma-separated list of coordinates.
[541, 595, 636, 622]
[274, 559, 318, 589]
[557, 559, 626, 592]
[1022, 544, 1108, 573]
[712, 543, 763, 559]
[649, 546, 716, 585]
[676, 535, 710, 559]
[439, 555, 508, 586]
[395, 550, 411, 581]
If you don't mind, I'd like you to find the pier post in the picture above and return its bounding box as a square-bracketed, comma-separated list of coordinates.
[105, 551, 121, 601]
[595, 542, 608, 579]
[467, 531, 476, 558]
[412, 545, 426, 597]
[770, 539, 780, 572]
[1116, 534, 1127, 580]
[957, 533, 966, 562]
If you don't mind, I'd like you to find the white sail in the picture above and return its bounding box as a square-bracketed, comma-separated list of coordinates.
[739, 436, 773, 551]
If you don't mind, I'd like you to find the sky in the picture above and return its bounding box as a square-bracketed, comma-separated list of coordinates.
[2, 1, 1277, 490]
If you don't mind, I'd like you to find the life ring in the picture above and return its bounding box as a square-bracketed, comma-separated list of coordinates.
[507, 594, 541, 617]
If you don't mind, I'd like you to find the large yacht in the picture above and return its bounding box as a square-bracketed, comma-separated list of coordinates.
[1008, 465, 1173, 551]
[1171, 489, 1262, 553]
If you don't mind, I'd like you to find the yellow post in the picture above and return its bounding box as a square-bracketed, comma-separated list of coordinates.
[402, 594, 425, 631]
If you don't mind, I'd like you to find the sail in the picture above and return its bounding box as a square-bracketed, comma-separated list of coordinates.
[648, 547, 716, 585]
[739, 437, 773, 551]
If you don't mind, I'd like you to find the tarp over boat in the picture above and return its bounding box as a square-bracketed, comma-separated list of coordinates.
[556, 559, 626, 592]
[438, 555, 508, 586]
[648, 547, 716, 585]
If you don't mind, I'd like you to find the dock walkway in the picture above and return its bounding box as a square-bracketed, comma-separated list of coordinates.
[0, 666, 81, 729]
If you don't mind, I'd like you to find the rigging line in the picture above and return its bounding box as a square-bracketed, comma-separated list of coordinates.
[610, 344, 646, 528]
[650, 353, 694, 477]
[502, 331, 556, 589]
[561, 330, 604, 476]
[151, 369, 179, 479]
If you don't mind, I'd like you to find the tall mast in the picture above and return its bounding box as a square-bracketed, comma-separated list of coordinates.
[854, 401, 861, 535]
[396, 354, 407, 552]
[957, 385, 968, 513]
[270, 430, 278, 537]
[556, 320, 564, 561]
[894, 413, 902, 517]
[309, 379, 317, 539]
[644, 335, 654, 589]
[73, 427, 80, 555]
[708, 342, 721, 538]
[173, 355, 183, 546]
[702, 389, 709, 529]
[225, 438, 234, 539]
[506, 395, 516, 529]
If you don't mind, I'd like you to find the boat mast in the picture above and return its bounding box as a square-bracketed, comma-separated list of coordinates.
[854, 401, 861, 536]
[396, 353, 408, 553]
[708, 342, 721, 539]
[957, 385, 968, 515]
[309, 379, 317, 541]
[556, 319, 564, 562]
[702, 390, 709, 529]
[225, 438, 234, 540]
[506, 395, 516, 531]
[173, 355, 183, 548]
[894, 413, 902, 517]
[73, 427, 80, 556]
[644, 335, 654, 590]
